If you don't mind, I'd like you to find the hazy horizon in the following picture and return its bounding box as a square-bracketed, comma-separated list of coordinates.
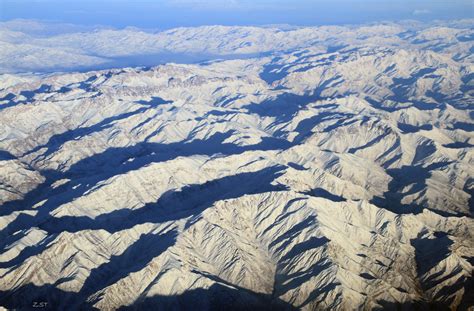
[1, 0, 472, 29]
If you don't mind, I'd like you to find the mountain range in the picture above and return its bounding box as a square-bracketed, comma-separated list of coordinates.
[0, 19, 473, 310]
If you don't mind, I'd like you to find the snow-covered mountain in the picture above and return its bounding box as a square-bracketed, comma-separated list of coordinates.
[1, 19, 473, 73]
[0, 20, 473, 310]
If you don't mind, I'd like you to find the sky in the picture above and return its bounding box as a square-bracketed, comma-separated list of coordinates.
[0, 0, 472, 29]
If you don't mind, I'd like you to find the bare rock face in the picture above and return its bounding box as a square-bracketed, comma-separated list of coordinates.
[0, 20, 473, 310]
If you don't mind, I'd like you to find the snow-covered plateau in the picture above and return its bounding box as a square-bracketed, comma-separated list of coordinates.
[0, 19, 473, 310]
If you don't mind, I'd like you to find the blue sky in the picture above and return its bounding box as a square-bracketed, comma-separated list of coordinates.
[0, 0, 472, 29]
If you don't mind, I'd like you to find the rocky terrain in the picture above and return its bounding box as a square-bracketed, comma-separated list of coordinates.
[0, 20, 473, 310]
